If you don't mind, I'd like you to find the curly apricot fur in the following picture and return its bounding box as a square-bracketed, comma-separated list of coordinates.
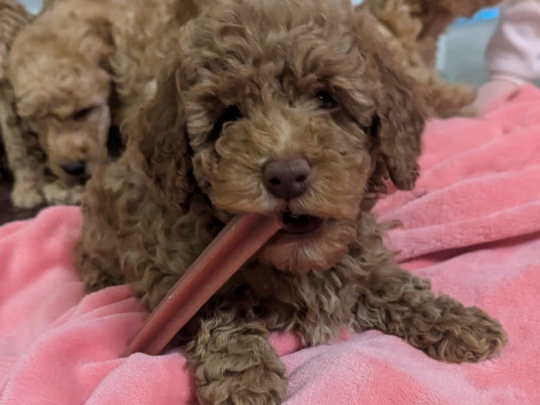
[76, 1, 507, 404]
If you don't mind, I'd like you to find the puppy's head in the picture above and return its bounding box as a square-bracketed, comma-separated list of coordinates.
[129, 0, 427, 272]
[8, 14, 113, 185]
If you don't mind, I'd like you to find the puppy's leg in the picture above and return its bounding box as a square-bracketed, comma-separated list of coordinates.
[427, 78, 478, 118]
[10, 167, 44, 208]
[43, 180, 84, 205]
[186, 309, 287, 405]
[353, 265, 507, 363]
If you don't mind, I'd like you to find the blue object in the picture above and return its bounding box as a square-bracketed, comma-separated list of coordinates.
[453, 7, 500, 27]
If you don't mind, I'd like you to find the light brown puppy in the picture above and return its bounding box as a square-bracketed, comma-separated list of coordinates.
[76, 0, 507, 404]
[7, 0, 192, 206]
[8, 0, 117, 204]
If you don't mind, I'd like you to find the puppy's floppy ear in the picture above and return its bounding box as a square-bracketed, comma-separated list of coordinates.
[353, 11, 428, 190]
[374, 54, 427, 190]
[123, 70, 192, 212]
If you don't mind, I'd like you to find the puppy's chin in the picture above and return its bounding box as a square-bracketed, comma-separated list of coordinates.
[257, 219, 359, 272]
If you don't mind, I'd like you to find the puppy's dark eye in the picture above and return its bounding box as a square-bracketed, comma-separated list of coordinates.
[316, 91, 337, 110]
[209, 105, 243, 140]
[72, 106, 95, 121]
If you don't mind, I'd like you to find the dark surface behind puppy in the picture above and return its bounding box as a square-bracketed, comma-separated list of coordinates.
[0, 137, 42, 225]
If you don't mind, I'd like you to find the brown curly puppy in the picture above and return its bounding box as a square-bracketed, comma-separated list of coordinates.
[76, 0, 507, 403]
[361, 0, 504, 118]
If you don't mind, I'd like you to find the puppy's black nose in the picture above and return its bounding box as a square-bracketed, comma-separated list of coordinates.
[263, 158, 311, 200]
[60, 160, 86, 177]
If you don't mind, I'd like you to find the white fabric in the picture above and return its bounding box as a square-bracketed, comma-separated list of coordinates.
[486, 0, 540, 82]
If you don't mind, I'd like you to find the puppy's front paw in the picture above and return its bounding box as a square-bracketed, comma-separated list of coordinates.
[188, 319, 287, 405]
[198, 365, 286, 405]
[424, 298, 507, 363]
[11, 181, 44, 208]
[43, 182, 83, 206]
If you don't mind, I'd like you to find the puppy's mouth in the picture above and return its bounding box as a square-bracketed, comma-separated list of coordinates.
[279, 212, 327, 238]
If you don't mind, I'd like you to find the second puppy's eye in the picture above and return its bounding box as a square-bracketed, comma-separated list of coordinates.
[209, 105, 243, 140]
[316, 91, 337, 110]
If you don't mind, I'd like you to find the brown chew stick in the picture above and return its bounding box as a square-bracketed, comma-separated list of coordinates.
[122, 213, 282, 357]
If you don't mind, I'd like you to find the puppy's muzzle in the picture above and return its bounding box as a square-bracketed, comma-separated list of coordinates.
[263, 158, 311, 201]
[262, 158, 331, 239]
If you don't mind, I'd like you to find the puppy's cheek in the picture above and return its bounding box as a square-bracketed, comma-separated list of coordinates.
[48, 162, 70, 184]
[203, 158, 273, 214]
[97, 124, 112, 160]
[296, 152, 370, 219]
[85, 129, 110, 170]
[258, 220, 359, 272]
[44, 149, 65, 179]
[48, 162, 63, 179]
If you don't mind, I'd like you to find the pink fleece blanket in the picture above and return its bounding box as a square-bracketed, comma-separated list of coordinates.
[2, 86, 540, 405]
